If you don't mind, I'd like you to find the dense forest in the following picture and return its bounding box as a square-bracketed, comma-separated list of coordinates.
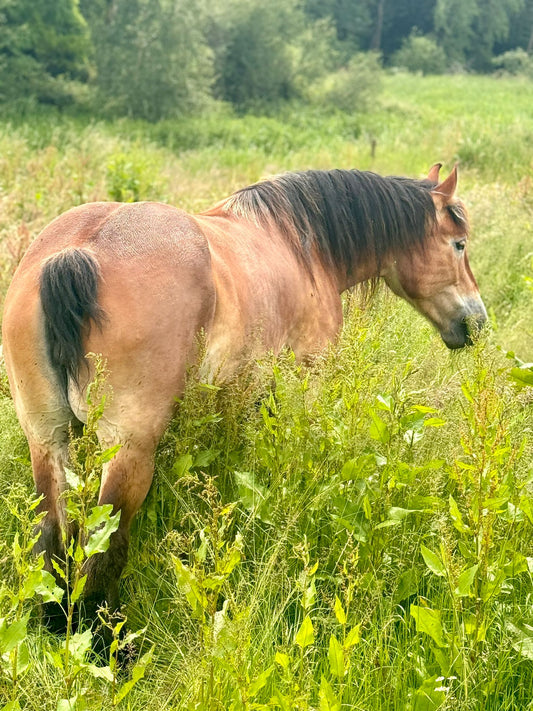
[1, 0, 533, 121]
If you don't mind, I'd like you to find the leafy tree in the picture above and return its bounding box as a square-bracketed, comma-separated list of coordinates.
[392, 31, 447, 74]
[434, 0, 478, 66]
[472, 0, 524, 70]
[80, 0, 214, 121]
[505, 0, 533, 52]
[435, 0, 524, 69]
[304, 0, 374, 51]
[380, 0, 437, 56]
[214, 0, 338, 110]
[0, 0, 90, 104]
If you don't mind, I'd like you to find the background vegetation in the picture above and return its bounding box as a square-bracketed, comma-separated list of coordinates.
[0, 72, 533, 710]
[2, 0, 533, 118]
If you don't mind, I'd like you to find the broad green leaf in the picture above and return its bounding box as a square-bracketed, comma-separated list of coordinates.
[411, 676, 447, 711]
[376, 394, 393, 411]
[274, 651, 290, 669]
[56, 696, 84, 711]
[85, 664, 114, 682]
[174, 557, 207, 620]
[461, 383, 474, 403]
[319, 675, 341, 711]
[51, 560, 67, 585]
[410, 604, 447, 648]
[393, 568, 419, 603]
[449, 495, 468, 533]
[84, 506, 121, 557]
[71, 575, 87, 604]
[15, 641, 30, 676]
[35, 570, 64, 604]
[234, 470, 268, 512]
[64, 629, 92, 664]
[420, 543, 446, 577]
[368, 408, 390, 443]
[2, 701, 21, 711]
[340, 456, 375, 481]
[328, 634, 345, 677]
[302, 578, 316, 612]
[248, 665, 274, 697]
[64, 466, 82, 490]
[270, 690, 292, 711]
[464, 612, 486, 642]
[423, 417, 446, 427]
[73, 543, 85, 564]
[333, 596, 346, 625]
[519, 496, 533, 524]
[455, 564, 479, 597]
[192, 448, 220, 468]
[420, 545, 446, 577]
[172, 453, 193, 478]
[95, 444, 122, 466]
[295, 615, 314, 648]
[411, 405, 438, 414]
[0, 614, 29, 654]
[510, 366, 533, 388]
[219, 544, 242, 578]
[481, 568, 506, 601]
[344, 624, 361, 648]
[85, 503, 117, 531]
[503, 552, 529, 576]
[114, 647, 154, 703]
[376, 507, 423, 528]
[21, 569, 61, 603]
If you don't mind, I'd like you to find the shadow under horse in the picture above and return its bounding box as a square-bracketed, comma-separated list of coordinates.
[2, 162, 487, 637]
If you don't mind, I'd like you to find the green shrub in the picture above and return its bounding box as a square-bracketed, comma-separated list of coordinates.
[392, 32, 448, 75]
[492, 48, 533, 76]
[307, 52, 383, 113]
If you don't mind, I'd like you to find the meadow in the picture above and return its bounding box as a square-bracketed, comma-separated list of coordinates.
[1, 73, 533, 710]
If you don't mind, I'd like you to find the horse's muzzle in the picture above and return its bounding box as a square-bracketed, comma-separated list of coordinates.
[441, 299, 488, 350]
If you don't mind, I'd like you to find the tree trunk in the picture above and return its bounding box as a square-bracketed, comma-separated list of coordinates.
[370, 0, 385, 51]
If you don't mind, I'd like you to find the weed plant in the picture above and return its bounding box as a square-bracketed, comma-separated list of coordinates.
[1, 74, 533, 709]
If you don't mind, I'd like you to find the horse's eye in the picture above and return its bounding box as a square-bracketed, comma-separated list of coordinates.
[454, 240, 466, 252]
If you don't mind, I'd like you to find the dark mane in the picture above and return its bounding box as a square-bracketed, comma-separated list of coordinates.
[220, 169, 438, 279]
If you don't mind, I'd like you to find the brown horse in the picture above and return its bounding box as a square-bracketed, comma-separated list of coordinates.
[2, 163, 486, 629]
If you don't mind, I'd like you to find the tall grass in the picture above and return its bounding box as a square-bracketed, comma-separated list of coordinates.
[1, 74, 533, 709]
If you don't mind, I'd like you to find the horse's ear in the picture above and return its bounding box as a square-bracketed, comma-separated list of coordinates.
[432, 164, 458, 206]
[427, 162, 442, 183]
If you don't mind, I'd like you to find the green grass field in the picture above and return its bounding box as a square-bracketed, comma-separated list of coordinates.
[1, 73, 533, 710]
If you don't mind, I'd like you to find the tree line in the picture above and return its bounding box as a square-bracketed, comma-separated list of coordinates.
[1, 0, 532, 121]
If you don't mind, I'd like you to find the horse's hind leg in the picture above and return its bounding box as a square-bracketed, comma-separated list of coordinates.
[81, 433, 158, 632]
[26, 427, 71, 632]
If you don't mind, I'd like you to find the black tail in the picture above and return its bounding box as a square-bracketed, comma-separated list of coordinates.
[40, 249, 104, 402]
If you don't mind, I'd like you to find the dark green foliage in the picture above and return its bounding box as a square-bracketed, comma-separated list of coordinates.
[1, 0, 532, 115]
[213, 0, 336, 110]
[0, 0, 89, 105]
[80, 0, 213, 121]
[392, 31, 447, 75]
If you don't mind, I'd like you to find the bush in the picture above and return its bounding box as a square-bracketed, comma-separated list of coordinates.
[492, 48, 533, 76]
[307, 52, 383, 114]
[391, 32, 447, 75]
[82, 0, 214, 121]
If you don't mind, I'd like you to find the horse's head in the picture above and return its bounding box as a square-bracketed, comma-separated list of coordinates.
[382, 164, 487, 349]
